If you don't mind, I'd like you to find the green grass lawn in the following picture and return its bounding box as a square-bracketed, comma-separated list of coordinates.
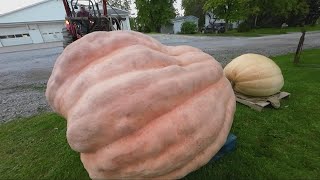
[1, 49, 320, 179]
[194, 25, 320, 37]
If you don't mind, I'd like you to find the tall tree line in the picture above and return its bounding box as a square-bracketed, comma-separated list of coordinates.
[135, 0, 176, 32]
[182, 0, 319, 29]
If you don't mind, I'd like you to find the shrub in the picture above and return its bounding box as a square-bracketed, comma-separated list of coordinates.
[237, 22, 251, 32]
[181, 21, 197, 34]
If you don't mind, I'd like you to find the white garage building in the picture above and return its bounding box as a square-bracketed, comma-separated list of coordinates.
[0, 0, 131, 47]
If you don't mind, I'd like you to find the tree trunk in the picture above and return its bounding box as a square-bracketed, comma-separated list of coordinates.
[225, 19, 229, 32]
[294, 29, 306, 64]
[254, 15, 258, 27]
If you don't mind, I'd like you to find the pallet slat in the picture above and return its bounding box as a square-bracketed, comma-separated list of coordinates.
[235, 92, 290, 112]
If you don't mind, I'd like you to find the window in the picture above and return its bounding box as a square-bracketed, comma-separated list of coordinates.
[15, 34, 23, 38]
[43, 33, 48, 35]
[55, 32, 60, 34]
[22, 34, 30, 37]
[49, 32, 53, 35]
[8, 35, 15, 38]
[0, 35, 7, 39]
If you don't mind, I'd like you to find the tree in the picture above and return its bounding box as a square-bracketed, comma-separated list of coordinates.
[136, 0, 176, 32]
[246, 0, 309, 27]
[181, 21, 198, 34]
[294, 28, 306, 64]
[182, 0, 206, 28]
[130, 17, 138, 31]
[305, 0, 320, 25]
[108, 0, 131, 11]
[204, 0, 249, 31]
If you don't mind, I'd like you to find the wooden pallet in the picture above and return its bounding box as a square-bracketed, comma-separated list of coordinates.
[236, 92, 290, 112]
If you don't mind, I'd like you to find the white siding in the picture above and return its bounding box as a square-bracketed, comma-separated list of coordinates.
[173, 21, 183, 34]
[1, 36, 33, 46]
[0, 26, 29, 35]
[38, 23, 64, 42]
[29, 29, 44, 43]
[123, 16, 131, 31]
[0, 26, 33, 46]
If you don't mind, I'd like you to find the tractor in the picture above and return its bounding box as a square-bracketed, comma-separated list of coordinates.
[62, 0, 125, 48]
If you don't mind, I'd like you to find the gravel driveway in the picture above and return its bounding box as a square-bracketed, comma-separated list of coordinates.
[1, 32, 319, 123]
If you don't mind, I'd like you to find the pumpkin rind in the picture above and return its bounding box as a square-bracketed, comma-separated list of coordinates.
[46, 31, 236, 179]
[224, 53, 284, 97]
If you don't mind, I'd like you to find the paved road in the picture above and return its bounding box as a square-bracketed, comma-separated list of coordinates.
[0, 32, 319, 122]
[151, 32, 320, 65]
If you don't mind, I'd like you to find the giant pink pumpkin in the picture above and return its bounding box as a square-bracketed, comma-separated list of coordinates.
[46, 31, 236, 179]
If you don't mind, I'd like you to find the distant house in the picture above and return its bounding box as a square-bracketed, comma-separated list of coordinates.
[161, 15, 199, 34]
[205, 12, 241, 29]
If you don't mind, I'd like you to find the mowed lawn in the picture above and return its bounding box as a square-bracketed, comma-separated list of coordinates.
[0, 49, 319, 179]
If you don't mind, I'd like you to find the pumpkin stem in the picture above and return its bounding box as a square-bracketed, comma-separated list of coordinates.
[230, 81, 235, 88]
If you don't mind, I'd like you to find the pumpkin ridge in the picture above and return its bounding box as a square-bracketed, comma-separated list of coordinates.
[47, 32, 166, 107]
[234, 65, 281, 80]
[64, 56, 216, 117]
[47, 31, 208, 113]
[81, 80, 234, 179]
[46, 31, 236, 179]
[156, 96, 235, 179]
[236, 76, 284, 88]
[58, 46, 179, 113]
[235, 72, 283, 84]
[55, 45, 212, 114]
[81, 78, 230, 175]
[66, 62, 223, 152]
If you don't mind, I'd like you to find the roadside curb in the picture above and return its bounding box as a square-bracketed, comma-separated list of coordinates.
[0, 42, 63, 54]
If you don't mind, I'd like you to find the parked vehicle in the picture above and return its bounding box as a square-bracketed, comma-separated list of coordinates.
[202, 23, 226, 34]
[62, 0, 125, 48]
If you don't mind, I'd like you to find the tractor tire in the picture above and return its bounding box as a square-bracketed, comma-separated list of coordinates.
[62, 27, 73, 49]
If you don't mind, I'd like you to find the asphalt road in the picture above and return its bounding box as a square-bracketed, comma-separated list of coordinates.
[0, 32, 319, 122]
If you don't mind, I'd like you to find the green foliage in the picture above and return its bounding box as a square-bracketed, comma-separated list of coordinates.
[237, 21, 251, 32]
[180, 21, 198, 34]
[204, 0, 249, 27]
[182, 0, 206, 28]
[202, 0, 314, 28]
[246, 0, 310, 27]
[108, 0, 131, 11]
[130, 17, 138, 31]
[136, 0, 176, 32]
[305, 0, 320, 25]
[1, 49, 320, 179]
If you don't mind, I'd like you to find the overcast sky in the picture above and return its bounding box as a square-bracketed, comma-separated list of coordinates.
[0, 0, 184, 16]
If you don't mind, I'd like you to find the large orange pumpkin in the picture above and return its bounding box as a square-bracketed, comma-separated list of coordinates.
[46, 31, 236, 179]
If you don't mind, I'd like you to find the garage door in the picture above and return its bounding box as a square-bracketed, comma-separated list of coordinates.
[0, 26, 33, 46]
[38, 23, 64, 42]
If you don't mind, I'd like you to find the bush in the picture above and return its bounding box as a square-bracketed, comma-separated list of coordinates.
[237, 22, 251, 32]
[181, 21, 197, 34]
